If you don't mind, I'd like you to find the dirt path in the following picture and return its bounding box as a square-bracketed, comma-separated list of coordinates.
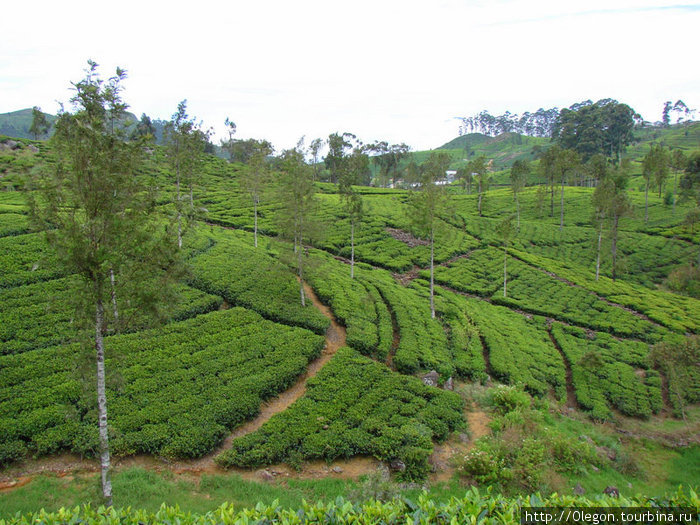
[429, 406, 491, 484]
[546, 324, 579, 409]
[1, 281, 368, 486]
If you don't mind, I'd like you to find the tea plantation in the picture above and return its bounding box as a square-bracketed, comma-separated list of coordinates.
[0, 129, 698, 515]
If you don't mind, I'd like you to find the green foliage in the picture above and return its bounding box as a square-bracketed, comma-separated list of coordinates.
[551, 323, 662, 419]
[0, 308, 324, 465]
[216, 347, 464, 481]
[4, 487, 698, 524]
[189, 230, 329, 334]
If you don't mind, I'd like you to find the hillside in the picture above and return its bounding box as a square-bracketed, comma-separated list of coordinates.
[0, 132, 698, 515]
[0, 108, 57, 140]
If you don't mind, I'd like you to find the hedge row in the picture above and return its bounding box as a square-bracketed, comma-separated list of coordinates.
[2, 487, 698, 524]
[512, 248, 700, 334]
[550, 323, 662, 420]
[452, 294, 566, 398]
[216, 347, 464, 480]
[0, 232, 64, 288]
[0, 308, 324, 464]
[0, 212, 29, 237]
[189, 233, 329, 334]
[0, 279, 222, 355]
[367, 272, 454, 376]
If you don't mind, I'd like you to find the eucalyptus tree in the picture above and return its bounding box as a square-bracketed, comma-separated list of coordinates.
[164, 100, 208, 248]
[509, 159, 530, 228]
[409, 151, 451, 318]
[27, 61, 176, 506]
[555, 148, 581, 231]
[29, 106, 50, 140]
[309, 137, 324, 181]
[467, 155, 490, 216]
[325, 132, 354, 184]
[642, 144, 670, 222]
[338, 141, 368, 278]
[220, 117, 237, 161]
[670, 149, 687, 214]
[241, 139, 274, 248]
[278, 139, 317, 306]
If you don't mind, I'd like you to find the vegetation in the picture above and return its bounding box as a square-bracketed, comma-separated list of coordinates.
[1, 79, 699, 516]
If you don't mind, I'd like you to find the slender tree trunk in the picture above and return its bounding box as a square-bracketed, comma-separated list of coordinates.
[253, 195, 258, 248]
[95, 285, 112, 507]
[176, 145, 182, 249]
[430, 226, 435, 319]
[559, 176, 565, 231]
[550, 179, 554, 217]
[109, 268, 118, 323]
[515, 193, 520, 230]
[189, 183, 194, 209]
[611, 215, 620, 281]
[478, 180, 483, 216]
[503, 243, 507, 297]
[298, 227, 305, 307]
[644, 181, 649, 223]
[673, 171, 678, 215]
[350, 219, 355, 279]
[595, 223, 603, 281]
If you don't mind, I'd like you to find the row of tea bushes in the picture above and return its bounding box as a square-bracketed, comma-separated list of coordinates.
[0, 278, 222, 355]
[216, 347, 464, 480]
[549, 323, 663, 420]
[453, 294, 566, 399]
[0, 308, 324, 464]
[3, 487, 698, 524]
[189, 232, 329, 334]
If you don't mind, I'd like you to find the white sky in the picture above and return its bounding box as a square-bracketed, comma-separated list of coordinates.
[1, 0, 698, 152]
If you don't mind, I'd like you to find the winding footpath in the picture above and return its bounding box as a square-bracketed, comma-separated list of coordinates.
[0, 281, 355, 487]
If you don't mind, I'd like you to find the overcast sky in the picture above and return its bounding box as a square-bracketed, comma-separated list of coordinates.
[2, 0, 698, 152]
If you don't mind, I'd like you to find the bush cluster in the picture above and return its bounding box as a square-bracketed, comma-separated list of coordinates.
[216, 347, 464, 481]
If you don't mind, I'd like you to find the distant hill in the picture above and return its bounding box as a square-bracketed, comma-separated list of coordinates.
[433, 132, 549, 170]
[0, 108, 57, 140]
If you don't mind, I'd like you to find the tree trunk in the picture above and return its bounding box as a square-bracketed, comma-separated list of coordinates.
[109, 268, 118, 323]
[644, 182, 649, 223]
[350, 219, 355, 279]
[595, 224, 602, 281]
[95, 287, 112, 507]
[611, 215, 620, 281]
[429, 227, 435, 319]
[297, 230, 305, 307]
[559, 176, 565, 231]
[253, 195, 258, 248]
[189, 183, 194, 209]
[503, 243, 507, 297]
[673, 171, 677, 215]
[516, 193, 520, 230]
[550, 180, 554, 217]
[478, 180, 483, 216]
[177, 213, 182, 249]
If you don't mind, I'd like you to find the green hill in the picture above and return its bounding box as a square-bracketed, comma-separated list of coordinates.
[0, 108, 56, 140]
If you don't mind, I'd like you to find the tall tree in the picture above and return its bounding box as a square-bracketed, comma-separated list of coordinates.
[29, 106, 50, 140]
[555, 148, 581, 231]
[241, 139, 273, 248]
[641, 144, 670, 222]
[325, 132, 354, 184]
[670, 149, 687, 215]
[130, 113, 156, 141]
[467, 155, 490, 216]
[27, 61, 174, 506]
[338, 142, 368, 278]
[220, 117, 237, 161]
[496, 215, 516, 297]
[278, 139, 317, 306]
[309, 137, 324, 181]
[509, 159, 530, 229]
[409, 151, 451, 318]
[164, 101, 208, 247]
[552, 99, 639, 164]
[607, 162, 633, 281]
